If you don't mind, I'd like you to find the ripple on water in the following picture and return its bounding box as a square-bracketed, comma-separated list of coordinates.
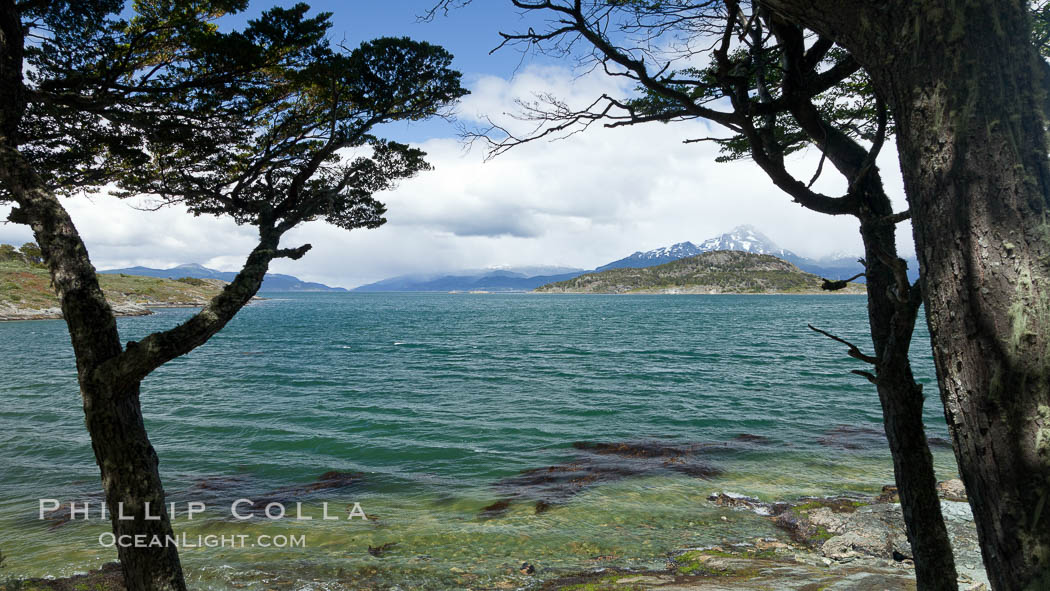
[0, 293, 956, 586]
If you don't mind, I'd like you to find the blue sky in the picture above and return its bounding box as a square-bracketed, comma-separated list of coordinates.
[226, 1, 547, 143]
[0, 2, 914, 288]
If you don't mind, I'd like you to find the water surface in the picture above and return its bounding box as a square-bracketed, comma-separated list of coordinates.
[0, 293, 956, 589]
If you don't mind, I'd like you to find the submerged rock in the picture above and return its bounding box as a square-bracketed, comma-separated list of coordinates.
[731, 433, 775, 445]
[367, 541, 397, 557]
[479, 499, 512, 518]
[817, 424, 887, 450]
[492, 440, 723, 510]
[303, 471, 361, 492]
[190, 470, 366, 515]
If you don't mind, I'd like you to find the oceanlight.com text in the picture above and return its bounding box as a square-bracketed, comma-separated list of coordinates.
[99, 532, 306, 549]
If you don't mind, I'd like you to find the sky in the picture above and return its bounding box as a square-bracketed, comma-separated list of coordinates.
[0, 1, 916, 289]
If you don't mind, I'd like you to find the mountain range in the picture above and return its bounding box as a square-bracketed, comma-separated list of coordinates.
[352, 225, 917, 292]
[537, 250, 866, 294]
[99, 263, 347, 292]
[349, 266, 585, 293]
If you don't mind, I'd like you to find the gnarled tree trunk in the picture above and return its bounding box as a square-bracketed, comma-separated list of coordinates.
[890, 7, 1050, 587]
[3, 166, 188, 591]
[860, 214, 957, 590]
[764, 1, 1050, 588]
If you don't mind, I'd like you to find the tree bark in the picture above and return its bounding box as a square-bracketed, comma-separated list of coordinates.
[861, 215, 958, 590]
[1, 155, 189, 591]
[770, 18, 959, 586]
[763, 1, 1050, 588]
[84, 379, 187, 591]
[3, 3, 183, 587]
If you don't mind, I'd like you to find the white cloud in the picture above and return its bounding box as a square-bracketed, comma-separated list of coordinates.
[0, 63, 916, 289]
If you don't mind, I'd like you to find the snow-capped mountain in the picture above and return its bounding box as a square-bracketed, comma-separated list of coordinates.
[353, 225, 917, 291]
[696, 225, 801, 261]
[598, 225, 807, 271]
[595, 225, 917, 282]
[595, 241, 705, 271]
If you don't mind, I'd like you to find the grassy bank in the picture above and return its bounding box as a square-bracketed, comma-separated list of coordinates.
[0, 260, 225, 320]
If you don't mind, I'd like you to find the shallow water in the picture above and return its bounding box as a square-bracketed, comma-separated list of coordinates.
[0, 293, 957, 589]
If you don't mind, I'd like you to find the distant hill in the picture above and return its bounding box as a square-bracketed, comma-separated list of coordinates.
[351, 225, 916, 292]
[596, 225, 907, 282]
[1, 260, 225, 320]
[100, 263, 346, 292]
[535, 251, 865, 294]
[351, 267, 584, 292]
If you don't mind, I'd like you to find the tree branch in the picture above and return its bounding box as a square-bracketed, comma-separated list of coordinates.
[807, 323, 880, 365]
[821, 271, 865, 291]
[97, 233, 303, 386]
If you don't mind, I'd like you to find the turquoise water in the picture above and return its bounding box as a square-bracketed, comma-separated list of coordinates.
[0, 294, 956, 589]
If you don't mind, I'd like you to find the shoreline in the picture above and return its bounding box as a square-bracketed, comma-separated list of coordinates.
[0, 298, 266, 322]
[0, 480, 987, 591]
[528, 289, 866, 295]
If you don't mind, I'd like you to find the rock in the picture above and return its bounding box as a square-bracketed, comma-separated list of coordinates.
[110, 303, 152, 317]
[480, 499, 511, 518]
[494, 440, 721, 505]
[819, 505, 910, 561]
[0, 562, 125, 591]
[875, 485, 899, 503]
[817, 424, 887, 450]
[708, 492, 789, 516]
[937, 478, 968, 501]
[731, 433, 775, 445]
[367, 542, 397, 557]
[772, 497, 866, 546]
[940, 500, 974, 522]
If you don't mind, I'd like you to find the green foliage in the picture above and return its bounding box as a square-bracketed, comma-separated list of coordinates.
[13, 1, 253, 196]
[12, 2, 467, 241]
[1034, 1, 1050, 59]
[0, 244, 17, 262]
[18, 243, 43, 266]
[118, 28, 466, 233]
[626, 42, 886, 164]
[0, 243, 44, 267]
[174, 277, 207, 286]
[0, 262, 223, 310]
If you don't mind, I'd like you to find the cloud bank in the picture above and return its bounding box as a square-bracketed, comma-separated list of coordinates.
[0, 64, 913, 289]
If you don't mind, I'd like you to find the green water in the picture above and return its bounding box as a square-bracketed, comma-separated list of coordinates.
[0, 294, 957, 589]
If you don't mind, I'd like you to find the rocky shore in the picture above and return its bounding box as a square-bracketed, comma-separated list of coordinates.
[536, 478, 987, 590]
[0, 301, 204, 321]
[5, 478, 988, 591]
[0, 263, 229, 321]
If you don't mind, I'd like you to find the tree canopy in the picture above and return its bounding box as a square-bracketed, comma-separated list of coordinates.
[0, 2, 467, 589]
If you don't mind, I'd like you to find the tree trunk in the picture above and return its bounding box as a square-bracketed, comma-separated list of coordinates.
[769, 19, 959, 584]
[1, 3, 188, 587]
[3, 170, 191, 591]
[763, 1, 1050, 588]
[84, 377, 186, 591]
[861, 217, 958, 590]
[890, 10, 1050, 588]
[882, 5, 1050, 589]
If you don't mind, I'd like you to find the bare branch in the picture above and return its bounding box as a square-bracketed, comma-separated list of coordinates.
[821, 271, 865, 291]
[868, 209, 912, 227]
[808, 323, 880, 365]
